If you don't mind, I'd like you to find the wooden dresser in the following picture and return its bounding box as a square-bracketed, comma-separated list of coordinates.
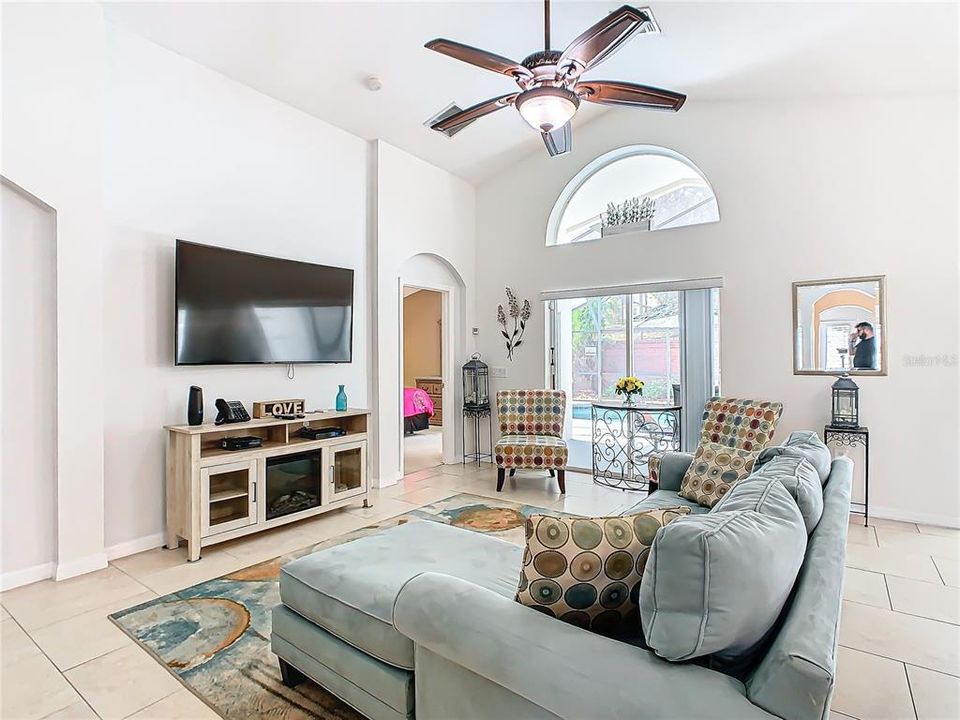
[415, 376, 443, 426]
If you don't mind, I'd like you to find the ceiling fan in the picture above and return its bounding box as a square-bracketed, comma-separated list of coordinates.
[425, 2, 685, 156]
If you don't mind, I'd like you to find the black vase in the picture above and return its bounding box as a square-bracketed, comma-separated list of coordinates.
[188, 386, 203, 426]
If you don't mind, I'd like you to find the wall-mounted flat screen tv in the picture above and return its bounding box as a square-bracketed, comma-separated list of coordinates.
[175, 240, 354, 365]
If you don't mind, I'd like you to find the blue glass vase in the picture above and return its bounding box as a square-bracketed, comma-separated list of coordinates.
[335, 385, 347, 412]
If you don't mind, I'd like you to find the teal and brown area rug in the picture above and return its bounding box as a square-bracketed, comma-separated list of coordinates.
[110, 493, 551, 719]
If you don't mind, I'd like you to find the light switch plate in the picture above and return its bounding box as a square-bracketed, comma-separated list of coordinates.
[490, 366, 507, 378]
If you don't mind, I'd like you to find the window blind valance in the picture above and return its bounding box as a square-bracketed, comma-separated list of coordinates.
[539, 277, 723, 302]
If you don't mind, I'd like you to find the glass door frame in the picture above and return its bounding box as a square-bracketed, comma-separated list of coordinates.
[547, 293, 684, 473]
[547, 292, 685, 398]
[322, 439, 368, 504]
[547, 285, 720, 465]
[200, 458, 259, 538]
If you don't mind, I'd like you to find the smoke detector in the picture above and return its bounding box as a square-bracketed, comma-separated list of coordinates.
[365, 76, 383, 92]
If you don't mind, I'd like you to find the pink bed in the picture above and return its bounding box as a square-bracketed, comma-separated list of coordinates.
[403, 387, 434, 434]
[404, 387, 435, 418]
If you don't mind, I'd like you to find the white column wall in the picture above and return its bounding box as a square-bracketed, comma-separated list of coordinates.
[373, 142, 476, 486]
[1, 2, 108, 581]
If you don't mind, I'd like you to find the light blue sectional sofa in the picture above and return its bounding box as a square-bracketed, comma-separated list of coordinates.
[272, 438, 853, 720]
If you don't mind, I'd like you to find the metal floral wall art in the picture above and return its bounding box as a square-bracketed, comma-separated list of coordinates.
[497, 288, 531, 361]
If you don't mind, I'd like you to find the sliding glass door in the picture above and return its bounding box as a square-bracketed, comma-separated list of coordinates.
[549, 286, 719, 471]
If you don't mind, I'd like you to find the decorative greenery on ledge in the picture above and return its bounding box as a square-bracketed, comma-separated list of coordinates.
[603, 195, 656, 227]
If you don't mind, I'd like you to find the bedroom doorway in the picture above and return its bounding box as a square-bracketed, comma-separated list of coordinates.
[401, 287, 444, 473]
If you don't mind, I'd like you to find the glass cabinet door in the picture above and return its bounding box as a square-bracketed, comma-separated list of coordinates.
[201, 459, 258, 537]
[323, 441, 367, 504]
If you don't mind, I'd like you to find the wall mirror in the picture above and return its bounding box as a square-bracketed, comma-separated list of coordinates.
[793, 276, 886, 375]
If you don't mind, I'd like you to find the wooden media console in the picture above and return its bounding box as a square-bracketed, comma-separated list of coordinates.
[164, 409, 370, 561]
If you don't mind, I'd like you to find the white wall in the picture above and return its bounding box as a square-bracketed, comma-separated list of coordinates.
[101, 26, 370, 551]
[403, 290, 442, 387]
[1, 2, 108, 581]
[1, 181, 57, 586]
[474, 95, 959, 527]
[1, 9, 479, 580]
[374, 142, 476, 484]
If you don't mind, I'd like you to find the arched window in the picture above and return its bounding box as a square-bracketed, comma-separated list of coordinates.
[546, 145, 719, 246]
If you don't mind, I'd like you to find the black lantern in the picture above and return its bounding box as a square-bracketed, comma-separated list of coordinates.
[462, 353, 490, 409]
[831, 374, 860, 428]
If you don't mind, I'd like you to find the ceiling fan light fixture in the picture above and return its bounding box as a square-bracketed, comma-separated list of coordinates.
[515, 86, 579, 133]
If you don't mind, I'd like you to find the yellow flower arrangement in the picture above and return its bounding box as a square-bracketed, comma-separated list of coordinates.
[615, 376, 644, 402]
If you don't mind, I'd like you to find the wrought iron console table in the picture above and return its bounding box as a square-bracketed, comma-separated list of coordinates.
[591, 401, 682, 491]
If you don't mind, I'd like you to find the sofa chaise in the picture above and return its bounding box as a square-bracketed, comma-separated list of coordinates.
[272, 439, 852, 720]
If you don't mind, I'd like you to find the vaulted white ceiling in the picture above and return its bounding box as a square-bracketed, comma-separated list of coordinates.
[103, 1, 958, 183]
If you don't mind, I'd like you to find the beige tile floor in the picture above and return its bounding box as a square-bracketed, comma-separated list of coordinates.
[402, 426, 443, 473]
[1, 463, 958, 719]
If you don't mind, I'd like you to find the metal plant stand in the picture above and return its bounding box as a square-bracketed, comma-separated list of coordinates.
[591, 401, 682, 491]
[462, 406, 493, 466]
[824, 425, 869, 526]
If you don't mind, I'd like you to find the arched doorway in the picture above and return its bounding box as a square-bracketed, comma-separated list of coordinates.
[396, 254, 467, 477]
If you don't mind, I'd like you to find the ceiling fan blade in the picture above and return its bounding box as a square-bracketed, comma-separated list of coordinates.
[429, 93, 519, 134]
[557, 5, 652, 78]
[577, 80, 685, 111]
[425, 39, 533, 81]
[542, 122, 572, 157]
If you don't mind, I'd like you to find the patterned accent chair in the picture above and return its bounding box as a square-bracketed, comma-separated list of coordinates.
[494, 390, 568, 494]
[648, 397, 784, 493]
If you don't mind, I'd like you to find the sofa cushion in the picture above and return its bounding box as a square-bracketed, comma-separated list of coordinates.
[757, 431, 832, 484]
[621, 489, 707, 516]
[747, 457, 853, 720]
[517, 507, 690, 635]
[279, 521, 522, 670]
[639, 475, 807, 664]
[678, 442, 759, 508]
[746, 455, 824, 533]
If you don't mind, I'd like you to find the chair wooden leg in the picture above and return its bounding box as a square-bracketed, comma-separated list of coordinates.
[557, 469, 566, 494]
[548, 469, 555, 477]
[497, 468, 505, 492]
[509, 468, 517, 477]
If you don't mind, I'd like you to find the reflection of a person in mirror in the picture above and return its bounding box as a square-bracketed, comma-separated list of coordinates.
[848, 322, 878, 370]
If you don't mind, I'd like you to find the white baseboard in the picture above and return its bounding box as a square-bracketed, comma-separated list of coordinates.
[105, 533, 165, 561]
[55, 552, 108, 581]
[0, 562, 55, 592]
[372, 473, 402, 489]
[866, 505, 960, 529]
[1, 534, 166, 591]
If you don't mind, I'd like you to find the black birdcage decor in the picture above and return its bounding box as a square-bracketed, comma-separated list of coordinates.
[831, 374, 860, 428]
[462, 353, 490, 409]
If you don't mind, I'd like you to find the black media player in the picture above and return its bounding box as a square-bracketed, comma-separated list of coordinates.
[220, 436, 263, 451]
[299, 427, 346, 441]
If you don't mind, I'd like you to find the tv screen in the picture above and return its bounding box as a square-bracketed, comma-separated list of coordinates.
[175, 240, 354, 365]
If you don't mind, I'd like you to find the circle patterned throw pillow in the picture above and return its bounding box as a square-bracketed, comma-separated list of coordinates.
[515, 507, 691, 636]
[678, 441, 759, 508]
